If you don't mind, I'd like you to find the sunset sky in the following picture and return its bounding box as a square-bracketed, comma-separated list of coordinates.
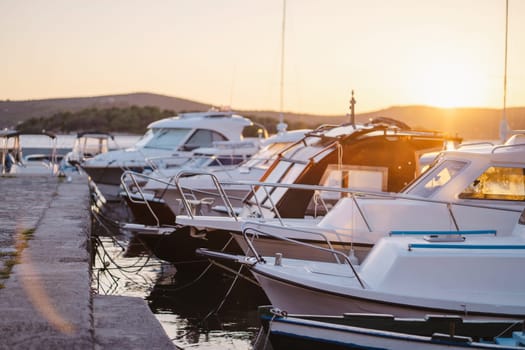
[1, 0, 524, 115]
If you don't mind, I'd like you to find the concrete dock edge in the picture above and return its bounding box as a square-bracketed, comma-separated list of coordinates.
[0, 176, 175, 349]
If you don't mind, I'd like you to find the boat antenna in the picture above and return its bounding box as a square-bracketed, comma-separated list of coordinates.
[499, 0, 510, 143]
[348, 90, 356, 128]
[277, 0, 288, 134]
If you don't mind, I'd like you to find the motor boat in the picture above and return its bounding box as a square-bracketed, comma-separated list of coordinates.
[174, 121, 458, 234]
[199, 207, 525, 319]
[1, 130, 60, 176]
[147, 119, 457, 266]
[202, 133, 525, 264]
[120, 129, 309, 226]
[80, 110, 267, 201]
[257, 305, 525, 350]
[62, 131, 118, 167]
[119, 130, 309, 265]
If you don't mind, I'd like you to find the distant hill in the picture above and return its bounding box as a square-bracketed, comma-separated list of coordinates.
[0, 92, 212, 128]
[1, 92, 524, 140]
[355, 106, 525, 140]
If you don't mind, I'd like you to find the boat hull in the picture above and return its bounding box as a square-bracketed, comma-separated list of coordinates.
[135, 226, 244, 276]
[125, 196, 176, 226]
[234, 231, 371, 263]
[251, 264, 525, 320]
[258, 307, 525, 350]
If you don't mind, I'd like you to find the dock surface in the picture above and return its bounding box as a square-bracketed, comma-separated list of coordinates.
[0, 175, 175, 349]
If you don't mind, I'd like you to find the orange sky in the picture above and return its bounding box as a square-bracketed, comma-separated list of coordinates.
[1, 0, 523, 115]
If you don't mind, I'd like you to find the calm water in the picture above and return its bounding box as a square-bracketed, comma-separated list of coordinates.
[19, 133, 140, 151]
[90, 197, 267, 350]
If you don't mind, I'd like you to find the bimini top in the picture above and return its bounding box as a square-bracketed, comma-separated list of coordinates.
[242, 119, 457, 218]
[0, 129, 20, 138]
[76, 131, 115, 140]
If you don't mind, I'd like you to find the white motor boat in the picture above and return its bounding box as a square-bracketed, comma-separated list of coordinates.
[1, 130, 60, 176]
[119, 130, 309, 265]
[120, 129, 309, 226]
[174, 121, 458, 237]
[81, 110, 266, 201]
[195, 133, 525, 264]
[200, 208, 525, 319]
[150, 120, 456, 267]
[63, 131, 117, 165]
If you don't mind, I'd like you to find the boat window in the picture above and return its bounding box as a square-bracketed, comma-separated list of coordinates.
[141, 128, 192, 150]
[215, 155, 247, 166]
[253, 161, 293, 204]
[181, 155, 213, 169]
[243, 142, 290, 169]
[459, 166, 525, 201]
[405, 160, 467, 198]
[317, 165, 388, 200]
[251, 160, 307, 207]
[265, 163, 307, 205]
[183, 130, 228, 151]
[288, 144, 329, 163]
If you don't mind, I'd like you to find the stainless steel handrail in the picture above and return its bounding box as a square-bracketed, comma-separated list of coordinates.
[174, 170, 240, 221]
[121, 170, 163, 227]
[242, 221, 343, 264]
[221, 179, 523, 213]
[242, 225, 365, 289]
[127, 169, 523, 235]
[492, 142, 525, 154]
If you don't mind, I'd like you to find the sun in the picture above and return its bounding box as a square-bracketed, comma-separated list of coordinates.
[418, 63, 490, 108]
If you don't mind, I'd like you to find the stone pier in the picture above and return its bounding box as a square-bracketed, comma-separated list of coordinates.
[0, 175, 175, 349]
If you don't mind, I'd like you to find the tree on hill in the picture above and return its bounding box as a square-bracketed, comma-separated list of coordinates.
[17, 106, 176, 134]
[16, 106, 313, 136]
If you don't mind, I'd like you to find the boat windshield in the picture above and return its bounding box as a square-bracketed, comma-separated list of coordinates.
[180, 155, 214, 169]
[135, 128, 192, 150]
[73, 137, 109, 156]
[243, 142, 291, 169]
[405, 159, 467, 198]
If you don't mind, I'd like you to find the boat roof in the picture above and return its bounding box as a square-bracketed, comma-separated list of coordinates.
[261, 129, 311, 146]
[77, 131, 115, 139]
[1, 130, 57, 139]
[0, 129, 20, 138]
[276, 121, 456, 165]
[439, 133, 525, 164]
[146, 111, 255, 142]
[192, 140, 260, 156]
[148, 111, 253, 130]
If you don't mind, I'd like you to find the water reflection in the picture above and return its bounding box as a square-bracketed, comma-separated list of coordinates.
[90, 202, 267, 349]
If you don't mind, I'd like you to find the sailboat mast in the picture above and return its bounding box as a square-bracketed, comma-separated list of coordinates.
[277, 0, 287, 133]
[503, 0, 509, 116]
[500, 0, 510, 142]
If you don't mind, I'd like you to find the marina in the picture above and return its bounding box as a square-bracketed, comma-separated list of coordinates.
[2, 124, 525, 349]
[2, 0, 525, 348]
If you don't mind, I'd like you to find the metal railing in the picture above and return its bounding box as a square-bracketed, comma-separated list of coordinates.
[242, 224, 366, 289]
[242, 222, 344, 263]
[492, 142, 525, 154]
[171, 173, 522, 232]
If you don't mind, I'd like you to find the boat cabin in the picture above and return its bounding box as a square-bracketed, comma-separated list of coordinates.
[243, 120, 460, 218]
